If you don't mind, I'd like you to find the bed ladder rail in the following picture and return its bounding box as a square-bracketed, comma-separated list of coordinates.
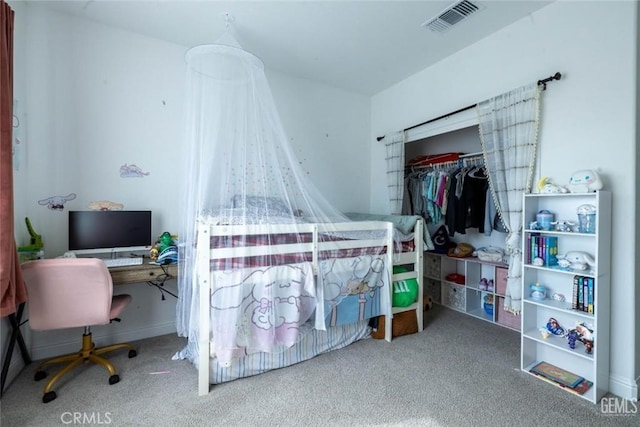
[386, 218, 424, 341]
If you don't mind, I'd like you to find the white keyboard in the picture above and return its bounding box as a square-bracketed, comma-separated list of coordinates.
[103, 257, 143, 268]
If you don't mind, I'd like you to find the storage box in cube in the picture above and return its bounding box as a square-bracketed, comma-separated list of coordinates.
[443, 283, 465, 311]
[425, 254, 441, 278]
[496, 296, 521, 330]
[495, 267, 508, 296]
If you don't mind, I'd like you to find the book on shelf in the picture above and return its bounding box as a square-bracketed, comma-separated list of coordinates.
[530, 371, 593, 396]
[572, 275, 595, 313]
[587, 277, 594, 314]
[529, 361, 584, 388]
[527, 235, 558, 266]
[545, 236, 558, 266]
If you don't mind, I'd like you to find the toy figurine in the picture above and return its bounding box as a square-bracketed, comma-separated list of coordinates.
[149, 246, 159, 260]
[156, 232, 175, 252]
[545, 317, 566, 336]
[567, 329, 578, 349]
[583, 339, 594, 354]
[551, 220, 576, 232]
[18, 217, 43, 251]
[150, 231, 177, 261]
[575, 322, 595, 354]
[537, 177, 568, 194]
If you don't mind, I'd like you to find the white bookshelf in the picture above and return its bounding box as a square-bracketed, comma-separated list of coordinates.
[520, 191, 611, 403]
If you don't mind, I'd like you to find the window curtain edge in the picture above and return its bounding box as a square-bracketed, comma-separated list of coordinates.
[0, 1, 27, 318]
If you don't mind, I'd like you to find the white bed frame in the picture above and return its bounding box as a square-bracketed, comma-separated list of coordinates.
[388, 218, 424, 339]
[195, 218, 423, 395]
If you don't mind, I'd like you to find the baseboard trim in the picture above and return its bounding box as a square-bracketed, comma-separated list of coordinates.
[609, 373, 639, 401]
[30, 322, 177, 361]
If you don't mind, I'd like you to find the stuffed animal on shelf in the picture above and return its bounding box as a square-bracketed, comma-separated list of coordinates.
[551, 220, 576, 232]
[537, 177, 568, 194]
[556, 251, 595, 271]
[567, 170, 603, 193]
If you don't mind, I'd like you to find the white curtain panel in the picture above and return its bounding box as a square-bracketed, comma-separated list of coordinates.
[384, 131, 405, 215]
[477, 83, 541, 314]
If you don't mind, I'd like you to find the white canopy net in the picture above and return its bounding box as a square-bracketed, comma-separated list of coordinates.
[175, 34, 388, 348]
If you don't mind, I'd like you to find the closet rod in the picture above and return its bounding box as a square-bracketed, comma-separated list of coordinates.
[537, 72, 562, 90]
[376, 71, 561, 142]
[403, 104, 475, 133]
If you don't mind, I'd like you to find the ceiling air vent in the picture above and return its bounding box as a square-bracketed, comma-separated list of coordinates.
[422, 0, 483, 33]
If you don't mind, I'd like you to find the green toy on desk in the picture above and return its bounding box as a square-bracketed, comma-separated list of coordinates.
[149, 231, 178, 264]
[18, 217, 43, 251]
[18, 217, 44, 261]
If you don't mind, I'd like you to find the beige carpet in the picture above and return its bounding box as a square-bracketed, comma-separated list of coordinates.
[1, 305, 638, 427]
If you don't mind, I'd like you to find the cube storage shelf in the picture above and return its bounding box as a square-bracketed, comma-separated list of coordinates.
[521, 191, 611, 403]
[424, 252, 518, 331]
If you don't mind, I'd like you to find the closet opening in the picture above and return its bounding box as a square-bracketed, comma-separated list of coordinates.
[403, 125, 507, 252]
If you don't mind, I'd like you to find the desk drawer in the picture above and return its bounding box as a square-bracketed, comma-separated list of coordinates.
[110, 264, 177, 285]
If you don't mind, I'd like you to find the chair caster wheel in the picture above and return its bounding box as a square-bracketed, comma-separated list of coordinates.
[34, 371, 47, 381]
[109, 374, 120, 385]
[128, 349, 137, 358]
[43, 391, 57, 403]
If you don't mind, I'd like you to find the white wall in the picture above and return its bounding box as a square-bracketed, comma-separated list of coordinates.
[371, 1, 638, 400]
[14, 4, 187, 257]
[268, 71, 372, 209]
[3, 2, 371, 373]
[13, 5, 372, 260]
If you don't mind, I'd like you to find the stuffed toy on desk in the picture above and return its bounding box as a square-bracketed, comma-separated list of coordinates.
[150, 232, 178, 264]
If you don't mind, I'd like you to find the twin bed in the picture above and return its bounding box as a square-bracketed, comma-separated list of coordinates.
[175, 212, 428, 395]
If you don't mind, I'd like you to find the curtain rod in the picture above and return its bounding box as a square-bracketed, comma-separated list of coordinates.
[376, 72, 561, 142]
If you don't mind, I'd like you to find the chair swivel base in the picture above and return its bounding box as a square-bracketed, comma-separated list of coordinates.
[34, 332, 137, 403]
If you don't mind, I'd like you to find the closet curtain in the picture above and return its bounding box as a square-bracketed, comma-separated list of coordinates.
[0, 0, 26, 317]
[384, 130, 405, 215]
[477, 83, 541, 315]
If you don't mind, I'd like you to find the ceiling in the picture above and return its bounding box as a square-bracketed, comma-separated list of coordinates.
[35, 0, 554, 96]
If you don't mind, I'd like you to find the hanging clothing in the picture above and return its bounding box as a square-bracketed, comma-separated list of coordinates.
[462, 166, 489, 233]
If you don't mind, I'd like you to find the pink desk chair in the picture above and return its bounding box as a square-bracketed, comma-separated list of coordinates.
[21, 258, 137, 403]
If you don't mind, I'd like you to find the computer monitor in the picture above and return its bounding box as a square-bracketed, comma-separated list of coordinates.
[68, 210, 152, 254]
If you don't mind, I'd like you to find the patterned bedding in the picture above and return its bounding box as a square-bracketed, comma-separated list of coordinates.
[177, 212, 422, 391]
[204, 252, 390, 366]
[174, 320, 371, 384]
